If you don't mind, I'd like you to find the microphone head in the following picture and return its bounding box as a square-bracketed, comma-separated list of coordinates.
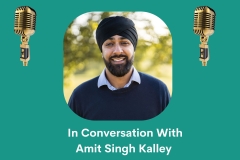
[14, 6, 36, 36]
[193, 6, 215, 36]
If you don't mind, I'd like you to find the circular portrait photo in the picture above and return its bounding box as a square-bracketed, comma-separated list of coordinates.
[64, 12, 172, 120]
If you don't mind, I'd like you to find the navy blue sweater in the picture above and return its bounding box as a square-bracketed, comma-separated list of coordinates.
[68, 72, 170, 120]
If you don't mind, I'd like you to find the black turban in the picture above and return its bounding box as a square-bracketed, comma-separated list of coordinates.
[96, 16, 138, 52]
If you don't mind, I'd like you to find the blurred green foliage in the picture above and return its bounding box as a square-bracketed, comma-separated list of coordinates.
[63, 12, 172, 85]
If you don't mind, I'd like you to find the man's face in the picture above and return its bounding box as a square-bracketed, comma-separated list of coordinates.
[101, 35, 135, 77]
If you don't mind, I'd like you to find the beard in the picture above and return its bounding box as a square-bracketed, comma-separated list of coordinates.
[103, 54, 134, 77]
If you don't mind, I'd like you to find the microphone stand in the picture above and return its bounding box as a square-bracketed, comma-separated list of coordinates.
[20, 35, 30, 66]
[199, 36, 209, 66]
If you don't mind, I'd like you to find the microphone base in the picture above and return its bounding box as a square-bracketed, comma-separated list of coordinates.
[202, 61, 207, 66]
[23, 62, 28, 66]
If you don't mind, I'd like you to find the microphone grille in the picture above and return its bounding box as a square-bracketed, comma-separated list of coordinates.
[193, 6, 216, 36]
[14, 6, 36, 36]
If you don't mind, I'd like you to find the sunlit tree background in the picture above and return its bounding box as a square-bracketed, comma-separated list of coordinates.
[64, 12, 172, 102]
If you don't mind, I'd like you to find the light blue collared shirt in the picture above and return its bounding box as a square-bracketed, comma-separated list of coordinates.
[97, 67, 141, 91]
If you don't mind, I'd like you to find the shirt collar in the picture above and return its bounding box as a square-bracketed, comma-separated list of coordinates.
[97, 67, 141, 89]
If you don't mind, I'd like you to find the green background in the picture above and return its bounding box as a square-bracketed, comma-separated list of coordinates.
[1, 0, 239, 159]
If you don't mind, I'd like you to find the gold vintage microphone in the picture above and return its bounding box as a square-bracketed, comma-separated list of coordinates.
[193, 6, 215, 66]
[14, 6, 36, 66]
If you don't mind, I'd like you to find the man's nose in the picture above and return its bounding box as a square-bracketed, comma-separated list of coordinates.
[113, 43, 123, 53]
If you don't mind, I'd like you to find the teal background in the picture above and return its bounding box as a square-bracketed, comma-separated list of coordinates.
[1, 0, 239, 159]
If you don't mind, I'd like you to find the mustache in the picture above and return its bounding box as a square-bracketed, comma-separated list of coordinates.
[109, 55, 128, 59]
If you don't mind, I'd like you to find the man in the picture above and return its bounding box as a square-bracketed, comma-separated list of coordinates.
[68, 16, 170, 120]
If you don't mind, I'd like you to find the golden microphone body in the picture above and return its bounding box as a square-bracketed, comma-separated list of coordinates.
[14, 6, 36, 66]
[193, 6, 215, 66]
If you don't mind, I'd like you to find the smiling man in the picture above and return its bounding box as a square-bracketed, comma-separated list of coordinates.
[68, 16, 170, 120]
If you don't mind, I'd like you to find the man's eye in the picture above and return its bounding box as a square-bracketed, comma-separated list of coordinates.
[106, 43, 113, 46]
[121, 42, 129, 45]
